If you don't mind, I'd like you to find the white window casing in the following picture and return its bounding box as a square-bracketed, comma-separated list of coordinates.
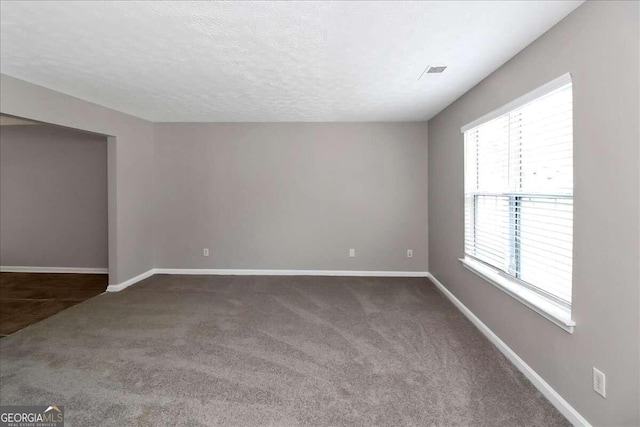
[461, 73, 574, 332]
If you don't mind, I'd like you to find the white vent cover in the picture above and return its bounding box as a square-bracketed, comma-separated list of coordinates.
[418, 65, 447, 80]
[427, 66, 447, 73]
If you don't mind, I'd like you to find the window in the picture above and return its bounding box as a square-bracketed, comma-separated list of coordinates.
[461, 74, 574, 332]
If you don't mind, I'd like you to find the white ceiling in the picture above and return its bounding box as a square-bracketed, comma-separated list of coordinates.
[0, 1, 583, 122]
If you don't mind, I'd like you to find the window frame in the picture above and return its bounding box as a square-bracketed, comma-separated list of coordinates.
[460, 73, 575, 333]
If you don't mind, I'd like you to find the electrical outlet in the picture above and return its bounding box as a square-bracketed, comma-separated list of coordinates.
[203, 248, 209, 257]
[593, 367, 606, 398]
[407, 249, 413, 258]
[349, 248, 355, 258]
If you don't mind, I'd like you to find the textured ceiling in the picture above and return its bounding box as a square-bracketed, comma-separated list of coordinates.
[0, 1, 583, 122]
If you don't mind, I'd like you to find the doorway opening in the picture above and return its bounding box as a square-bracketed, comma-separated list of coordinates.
[0, 114, 110, 337]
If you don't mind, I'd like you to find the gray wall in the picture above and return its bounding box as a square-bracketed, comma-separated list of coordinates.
[0, 75, 429, 280]
[0, 125, 108, 268]
[154, 123, 428, 271]
[427, 1, 639, 425]
[0, 75, 156, 284]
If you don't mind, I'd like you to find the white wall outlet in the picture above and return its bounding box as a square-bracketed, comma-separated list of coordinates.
[203, 248, 210, 257]
[349, 248, 355, 258]
[407, 249, 413, 258]
[593, 367, 606, 398]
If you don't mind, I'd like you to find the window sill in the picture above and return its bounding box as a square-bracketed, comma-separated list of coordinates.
[459, 257, 575, 333]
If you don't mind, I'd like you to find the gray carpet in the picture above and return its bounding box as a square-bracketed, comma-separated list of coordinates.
[0, 275, 569, 426]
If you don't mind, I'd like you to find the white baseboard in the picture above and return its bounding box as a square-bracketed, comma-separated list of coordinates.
[0, 266, 108, 274]
[105, 268, 428, 292]
[155, 268, 429, 277]
[427, 273, 590, 427]
[106, 269, 155, 292]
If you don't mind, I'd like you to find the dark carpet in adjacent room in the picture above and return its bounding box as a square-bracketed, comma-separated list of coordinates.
[0, 275, 569, 426]
[0, 272, 108, 337]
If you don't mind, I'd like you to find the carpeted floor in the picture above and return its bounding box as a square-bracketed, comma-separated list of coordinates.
[0, 275, 569, 426]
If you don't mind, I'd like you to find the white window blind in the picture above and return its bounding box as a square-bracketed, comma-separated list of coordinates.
[464, 77, 573, 307]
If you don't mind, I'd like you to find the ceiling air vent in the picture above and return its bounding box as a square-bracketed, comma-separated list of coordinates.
[419, 65, 447, 80]
[427, 66, 447, 73]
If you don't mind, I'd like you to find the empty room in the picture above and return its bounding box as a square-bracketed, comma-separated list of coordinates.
[0, 1, 638, 426]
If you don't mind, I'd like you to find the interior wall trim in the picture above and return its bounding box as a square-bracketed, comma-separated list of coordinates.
[427, 272, 590, 427]
[154, 268, 429, 277]
[106, 268, 155, 292]
[105, 268, 429, 292]
[0, 266, 108, 274]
